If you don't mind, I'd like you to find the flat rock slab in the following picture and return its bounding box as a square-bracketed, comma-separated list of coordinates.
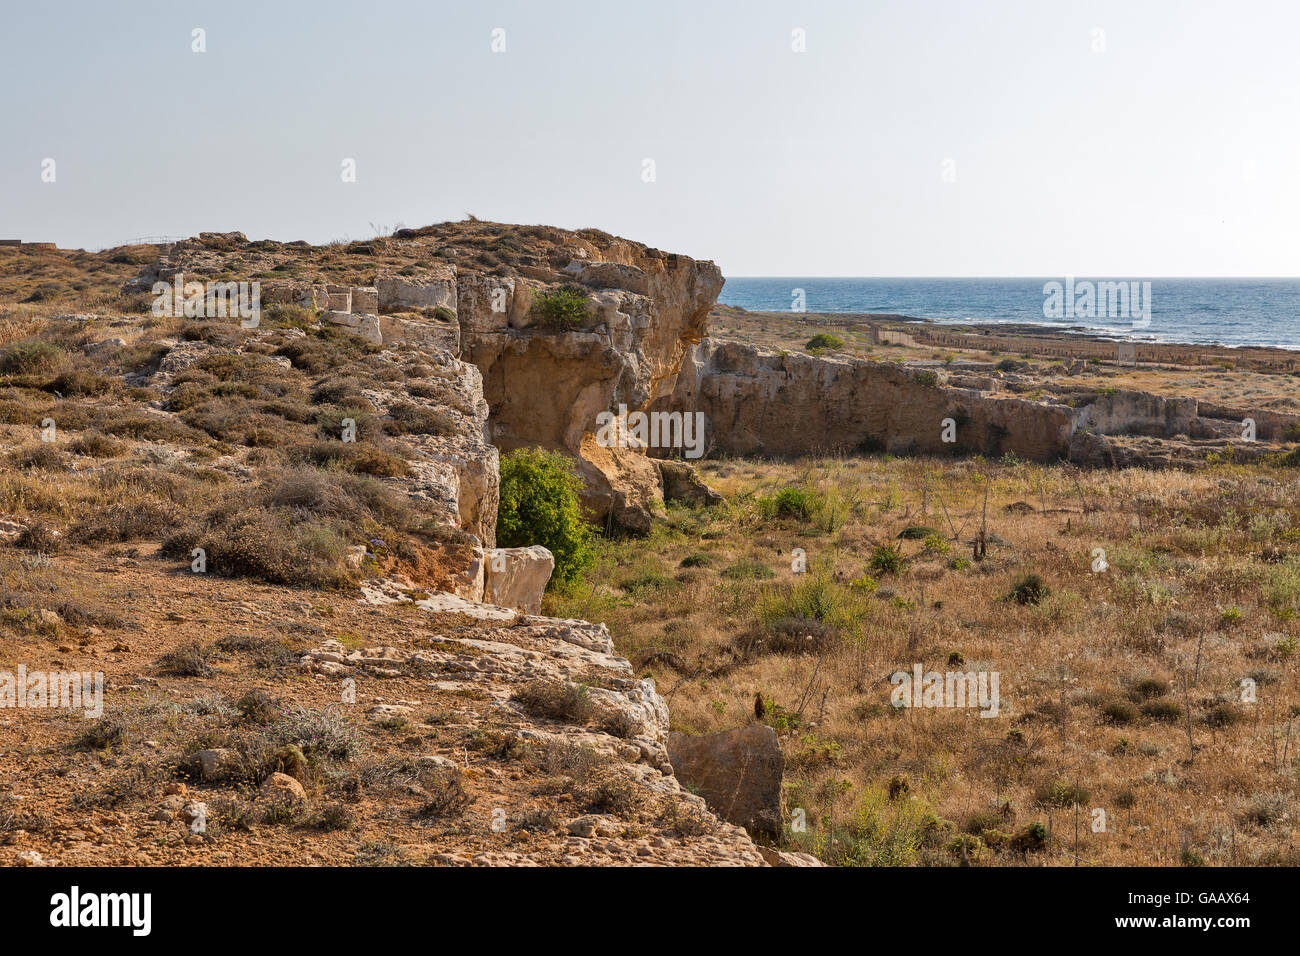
[667, 724, 783, 837]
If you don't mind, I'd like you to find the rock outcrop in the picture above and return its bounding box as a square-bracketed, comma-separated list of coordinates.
[667, 340, 1075, 461]
[136, 225, 727, 532]
[483, 545, 554, 614]
[664, 338, 1292, 468]
[298, 596, 769, 865]
[458, 245, 723, 531]
[657, 459, 724, 508]
[667, 724, 785, 838]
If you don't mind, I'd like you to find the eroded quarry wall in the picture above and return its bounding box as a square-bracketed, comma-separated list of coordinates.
[664, 340, 1076, 461]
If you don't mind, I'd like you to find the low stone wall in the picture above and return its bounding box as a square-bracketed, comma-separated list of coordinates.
[1197, 402, 1300, 441]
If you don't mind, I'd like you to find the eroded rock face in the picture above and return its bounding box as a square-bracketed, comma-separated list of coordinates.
[667, 724, 785, 838]
[483, 545, 554, 614]
[459, 245, 723, 531]
[669, 340, 1076, 461]
[657, 459, 724, 508]
[363, 346, 499, 548]
[1068, 389, 1198, 438]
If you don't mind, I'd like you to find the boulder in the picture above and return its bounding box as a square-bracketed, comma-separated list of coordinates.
[577, 434, 665, 534]
[667, 724, 784, 837]
[257, 772, 307, 807]
[656, 459, 723, 507]
[483, 546, 554, 614]
[757, 846, 824, 867]
[324, 311, 382, 344]
[377, 267, 457, 313]
[194, 748, 245, 782]
[565, 814, 621, 838]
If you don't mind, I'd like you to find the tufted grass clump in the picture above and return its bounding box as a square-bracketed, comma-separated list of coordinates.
[1007, 572, 1050, 606]
[269, 705, 362, 762]
[155, 642, 214, 677]
[758, 482, 851, 532]
[513, 679, 594, 724]
[755, 572, 868, 649]
[1034, 779, 1091, 809]
[529, 285, 590, 328]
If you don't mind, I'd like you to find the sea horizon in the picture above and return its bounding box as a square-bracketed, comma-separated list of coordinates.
[718, 276, 1300, 352]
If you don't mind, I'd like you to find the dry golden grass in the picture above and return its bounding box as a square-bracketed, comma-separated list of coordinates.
[548, 454, 1300, 866]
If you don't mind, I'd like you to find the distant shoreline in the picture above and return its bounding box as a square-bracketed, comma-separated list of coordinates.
[717, 276, 1300, 354]
[715, 304, 1300, 357]
[712, 304, 1300, 369]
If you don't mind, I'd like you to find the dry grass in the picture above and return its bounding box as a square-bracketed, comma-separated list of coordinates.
[549, 454, 1300, 866]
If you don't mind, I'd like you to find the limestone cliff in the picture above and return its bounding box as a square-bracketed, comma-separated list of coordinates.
[136, 224, 724, 532]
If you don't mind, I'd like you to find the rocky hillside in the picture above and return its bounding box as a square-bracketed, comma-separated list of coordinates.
[125, 222, 723, 533]
[0, 234, 779, 866]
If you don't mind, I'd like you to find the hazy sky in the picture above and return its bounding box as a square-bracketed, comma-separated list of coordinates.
[2, 0, 1297, 276]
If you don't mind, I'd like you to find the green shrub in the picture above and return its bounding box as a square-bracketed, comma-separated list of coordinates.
[529, 286, 589, 328]
[763, 486, 814, 521]
[1130, 678, 1167, 700]
[922, 533, 949, 554]
[830, 786, 937, 866]
[1034, 779, 1090, 809]
[758, 483, 849, 532]
[1009, 821, 1049, 854]
[1203, 703, 1243, 728]
[869, 545, 905, 575]
[496, 447, 594, 591]
[804, 333, 844, 352]
[756, 573, 867, 639]
[722, 559, 774, 580]
[1007, 572, 1050, 606]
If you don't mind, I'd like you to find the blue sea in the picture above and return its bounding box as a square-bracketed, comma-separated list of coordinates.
[717, 278, 1300, 352]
